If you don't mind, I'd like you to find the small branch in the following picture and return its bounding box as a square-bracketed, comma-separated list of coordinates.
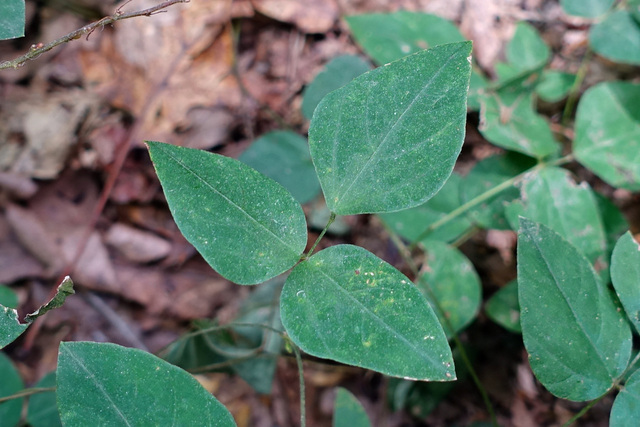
[0, 387, 55, 404]
[0, 0, 190, 70]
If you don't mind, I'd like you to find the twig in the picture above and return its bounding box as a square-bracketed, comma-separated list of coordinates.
[0, 0, 190, 70]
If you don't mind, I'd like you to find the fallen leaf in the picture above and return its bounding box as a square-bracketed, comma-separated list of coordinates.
[105, 223, 172, 263]
[251, 0, 338, 33]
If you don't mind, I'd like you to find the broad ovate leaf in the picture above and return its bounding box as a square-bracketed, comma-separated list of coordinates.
[378, 173, 472, 244]
[0, 352, 23, 427]
[574, 82, 640, 190]
[309, 42, 472, 215]
[302, 55, 371, 119]
[27, 372, 60, 427]
[518, 218, 631, 401]
[147, 141, 307, 285]
[345, 12, 465, 65]
[535, 70, 576, 103]
[611, 232, 640, 334]
[506, 22, 550, 72]
[0, 0, 25, 40]
[239, 130, 320, 204]
[561, 0, 614, 18]
[506, 167, 608, 275]
[57, 342, 236, 426]
[479, 92, 560, 158]
[485, 280, 521, 333]
[281, 244, 454, 381]
[590, 11, 640, 65]
[418, 240, 481, 338]
[0, 305, 27, 349]
[610, 368, 640, 426]
[333, 388, 372, 427]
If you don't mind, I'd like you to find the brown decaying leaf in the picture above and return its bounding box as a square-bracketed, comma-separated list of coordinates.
[251, 0, 338, 33]
[105, 223, 172, 263]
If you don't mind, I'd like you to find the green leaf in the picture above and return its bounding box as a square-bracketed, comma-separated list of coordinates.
[418, 241, 481, 338]
[630, 0, 640, 23]
[506, 22, 550, 72]
[0, 352, 24, 427]
[309, 42, 472, 215]
[378, 173, 472, 244]
[345, 12, 465, 65]
[0, 286, 18, 309]
[333, 388, 372, 427]
[460, 152, 536, 230]
[0, 305, 28, 349]
[485, 280, 521, 333]
[24, 276, 74, 323]
[611, 233, 640, 334]
[505, 167, 608, 275]
[239, 130, 321, 204]
[518, 218, 631, 401]
[535, 70, 576, 102]
[280, 244, 455, 380]
[27, 372, 61, 427]
[595, 192, 630, 256]
[610, 368, 640, 426]
[574, 81, 640, 190]
[0, 0, 25, 40]
[479, 92, 560, 158]
[57, 341, 237, 426]
[468, 69, 488, 111]
[590, 11, 640, 64]
[147, 141, 307, 284]
[302, 55, 371, 119]
[560, 0, 614, 18]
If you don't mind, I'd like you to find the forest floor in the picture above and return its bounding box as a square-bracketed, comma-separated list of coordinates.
[1, 0, 638, 426]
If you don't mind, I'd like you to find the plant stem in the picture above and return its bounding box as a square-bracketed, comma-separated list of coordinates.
[409, 154, 575, 249]
[384, 226, 498, 426]
[0, 387, 55, 404]
[304, 212, 336, 259]
[289, 338, 307, 427]
[562, 48, 593, 126]
[561, 396, 604, 427]
[0, 0, 190, 70]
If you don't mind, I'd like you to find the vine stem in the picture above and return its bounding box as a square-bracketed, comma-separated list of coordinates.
[561, 48, 593, 126]
[409, 153, 575, 249]
[385, 228, 498, 427]
[0, 387, 55, 404]
[0, 0, 190, 70]
[289, 338, 307, 427]
[303, 212, 336, 259]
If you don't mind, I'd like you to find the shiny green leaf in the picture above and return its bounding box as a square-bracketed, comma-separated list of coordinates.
[590, 11, 640, 64]
[574, 82, 640, 190]
[535, 70, 576, 102]
[479, 92, 560, 158]
[346, 12, 464, 65]
[506, 22, 550, 72]
[281, 245, 454, 380]
[418, 240, 481, 338]
[27, 372, 61, 427]
[309, 42, 472, 215]
[378, 173, 472, 244]
[0, 352, 23, 427]
[506, 167, 608, 274]
[518, 218, 631, 401]
[561, 0, 614, 18]
[302, 55, 371, 119]
[57, 341, 237, 426]
[611, 232, 640, 334]
[0, 286, 18, 309]
[0, 305, 28, 349]
[147, 141, 307, 284]
[333, 388, 371, 427]
[0, 0, 25, 40]
[461, 153, 535, 230]
[610, 368, 640, 426]
[239, 131, 320, 204]
[485, 280, 521, 333]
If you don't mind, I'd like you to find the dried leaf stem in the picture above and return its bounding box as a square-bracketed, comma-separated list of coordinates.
[0, 0, 190, 70]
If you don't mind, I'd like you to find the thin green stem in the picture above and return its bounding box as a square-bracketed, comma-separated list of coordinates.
[384, 224, 498, 426]
[304, 212, 336, 259]
[0, 387, 55, 404]
[562, 49, 593, 126]
[409, 154, 575, 249]
[288, 337, 306, 427]
[561, 396, 604, 427]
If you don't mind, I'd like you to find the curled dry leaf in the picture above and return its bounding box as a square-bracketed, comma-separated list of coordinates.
[251, 0, 338, 33]
[78, 0, 239, 146]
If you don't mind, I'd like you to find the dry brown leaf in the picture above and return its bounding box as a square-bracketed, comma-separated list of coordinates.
[251, 0, 338, 33]
[78, 0, 240, 147]
[105, 223, 172, 263]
